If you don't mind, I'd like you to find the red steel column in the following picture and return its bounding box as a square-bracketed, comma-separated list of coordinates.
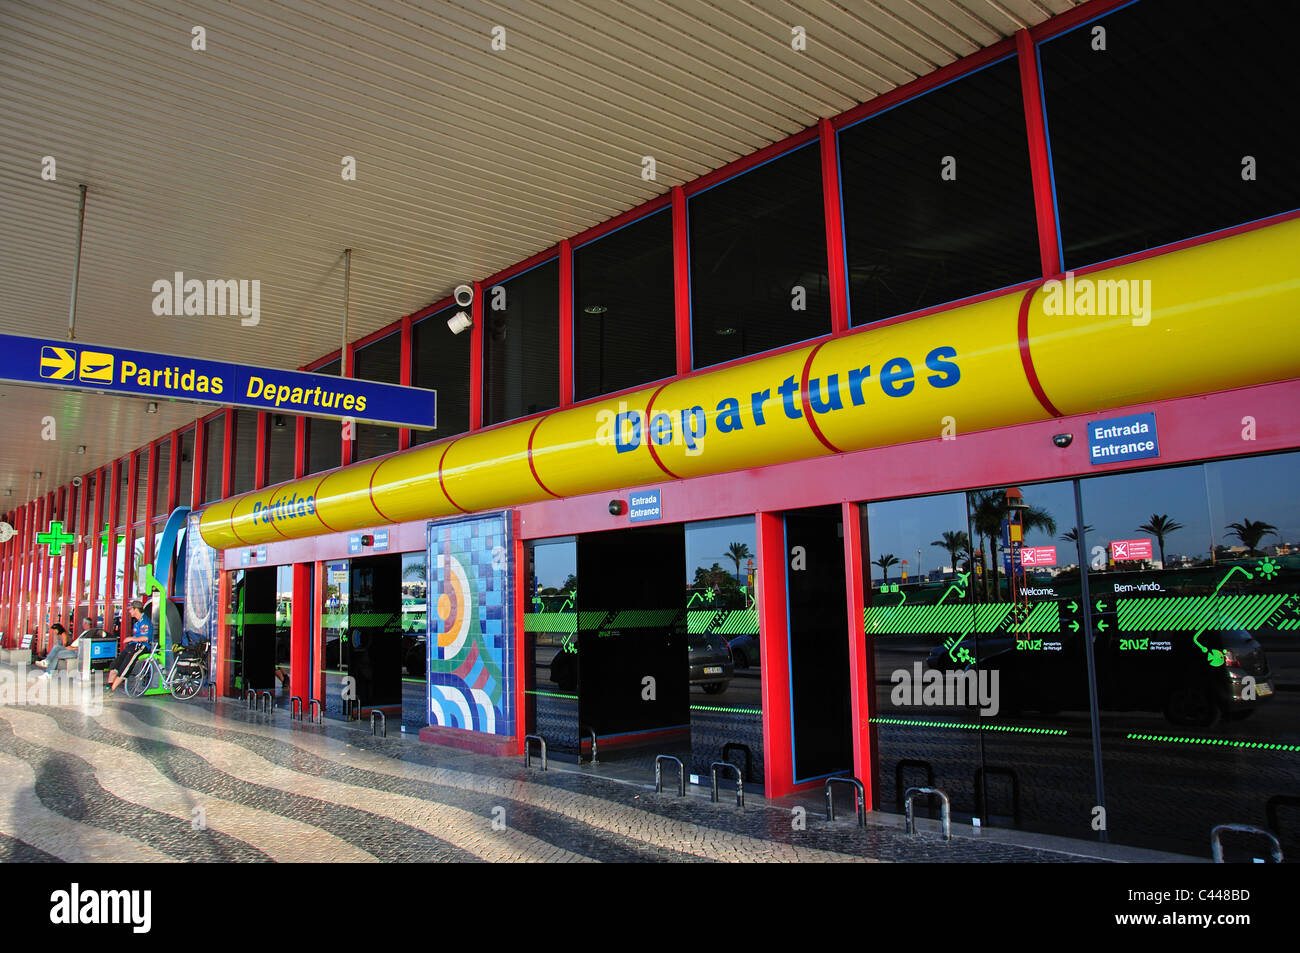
[341, 343, 356, 465]
[289, 562, 311, 702]
[167, 429, 181, 513]
[294, 415, 307, 480]
[88, 469, 103, 622]
[215, 560, 230, 697]
[191, 420, 207, 508]
[312, 559, 325, 706]
[398, 314, 413, 451]
[56, 486, 71, 627]
[558, 238, 574, 408]
[220, 410, 234, 499]
[33, 495, 47, 650]
[672, 185, 691, 376]
[755, 511, 795, 797]
[254, 412, 268, 490]
[1017, 28, 1062, 278]
[75, 474, 90, 616]
[105, 461, 121, 638]
[469, 281, 484, 430]
[819, 117, 850, 335]
[841, 500, 873, 802]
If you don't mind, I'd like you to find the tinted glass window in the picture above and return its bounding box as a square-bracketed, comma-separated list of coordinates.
[353, 332, 400, 461]
[689, 143, 830, 368]
[265, 413, 296, 486]
[153, 439, 171, 516]
[411, 306, 470, 443]
[202, 416, 225, 504]
[306, 359, 341, 475]
[1039, 0, 1300, 269]
[176, 429, 194, 507]
[484, 260, 560, 425]
[117, 460, 129, 524]
[133, 450, 148, 523]
[231, 409, 257, 495]
[574, 209, 675, 399]
[840, 55, 1040, 325]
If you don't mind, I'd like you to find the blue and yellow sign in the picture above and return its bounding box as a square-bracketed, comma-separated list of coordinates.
[4, 332, 436, 429]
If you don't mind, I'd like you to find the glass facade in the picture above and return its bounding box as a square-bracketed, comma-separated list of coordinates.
[1039, 0, 1300, 270]
[202, 415, 225, 503]
[353, 332, 401, 461]
[857, 451, 1300, 855]
[265, 413, 296, 486]
[484, 260, 560, 425]
[231, 409, 257, 494]
[574, 209, 675, 400]
[839, 55, 1040, 325]
[411, 306, 470, 443]
[689, 142, 830, 368]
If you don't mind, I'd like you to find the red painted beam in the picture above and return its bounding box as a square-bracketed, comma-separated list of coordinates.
[756, 511, 795, 798]
[672, 185, 691, 376]
[819, 118, 850, 335]
[1017, 29, 1062, 278]
[558, 238, 574, 409]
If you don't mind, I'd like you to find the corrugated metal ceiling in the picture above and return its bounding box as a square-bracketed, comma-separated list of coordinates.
[0, 0, 1080, 508]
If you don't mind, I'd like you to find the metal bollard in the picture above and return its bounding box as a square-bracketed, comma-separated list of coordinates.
[259, 691, 273, 713]
[655, 755, 685, 797]
[309, 699, 322, 724]
[1211, 824, 1283, 863]
[244, 689, 257, 709]
[825, 776, 867, 828]
[721, 742, 754, 783]
[207, 683, 216, 702]
[904, 786, 951, 841]
[579, 725, 598, 765]
[710, 762, 744, 808]
[370, 710, 386, 737]
[524, 734, 547, 771]
[290, 696, 303, 720]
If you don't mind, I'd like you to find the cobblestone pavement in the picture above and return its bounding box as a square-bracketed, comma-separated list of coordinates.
[0, 682, 1122, 863]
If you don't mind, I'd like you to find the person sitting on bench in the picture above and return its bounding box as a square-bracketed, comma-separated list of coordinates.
[34, 623, 78, 679]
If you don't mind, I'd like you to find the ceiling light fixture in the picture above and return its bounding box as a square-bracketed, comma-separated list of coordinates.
[146, 402, 158, 414]
[77, 445, 86, 454]
[715, 327, 738, 336]
[583, 305, 608, 314]
[33, 471, 42, 479]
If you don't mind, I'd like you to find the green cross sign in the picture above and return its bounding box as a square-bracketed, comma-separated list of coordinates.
[99, 522, 124, 556]
[36, 520, 76, 555]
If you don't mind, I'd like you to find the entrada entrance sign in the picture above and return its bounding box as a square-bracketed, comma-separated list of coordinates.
[5, 331, 435, 429]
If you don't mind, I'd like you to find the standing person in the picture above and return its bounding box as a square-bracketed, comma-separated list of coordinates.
[105, 600, 154, 694]
[34, 623, 79, 679]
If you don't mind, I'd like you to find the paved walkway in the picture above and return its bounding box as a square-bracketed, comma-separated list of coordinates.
[0, 674, 1145, 863]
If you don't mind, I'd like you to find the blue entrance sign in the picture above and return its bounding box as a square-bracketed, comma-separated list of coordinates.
[629, 489, 662, 523]
[3, 332, 435, 429]
[1088, 411, 1159, 465]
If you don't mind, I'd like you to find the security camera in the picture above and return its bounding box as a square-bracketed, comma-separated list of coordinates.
[1052, 433, 1073, 448]
[608, 500, 625, 516]
[453, 284, 474, 308]
[72, 475, 83, 487]
[447, 310, 473, 335]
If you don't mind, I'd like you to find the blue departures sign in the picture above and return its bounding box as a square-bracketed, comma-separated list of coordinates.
[10, 332, 435, 429]
[628, 489, 662, 523]
[1088, 412, 1160, 464]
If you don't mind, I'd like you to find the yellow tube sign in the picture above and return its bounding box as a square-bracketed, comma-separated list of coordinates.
[199, 218, 1300, 549]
